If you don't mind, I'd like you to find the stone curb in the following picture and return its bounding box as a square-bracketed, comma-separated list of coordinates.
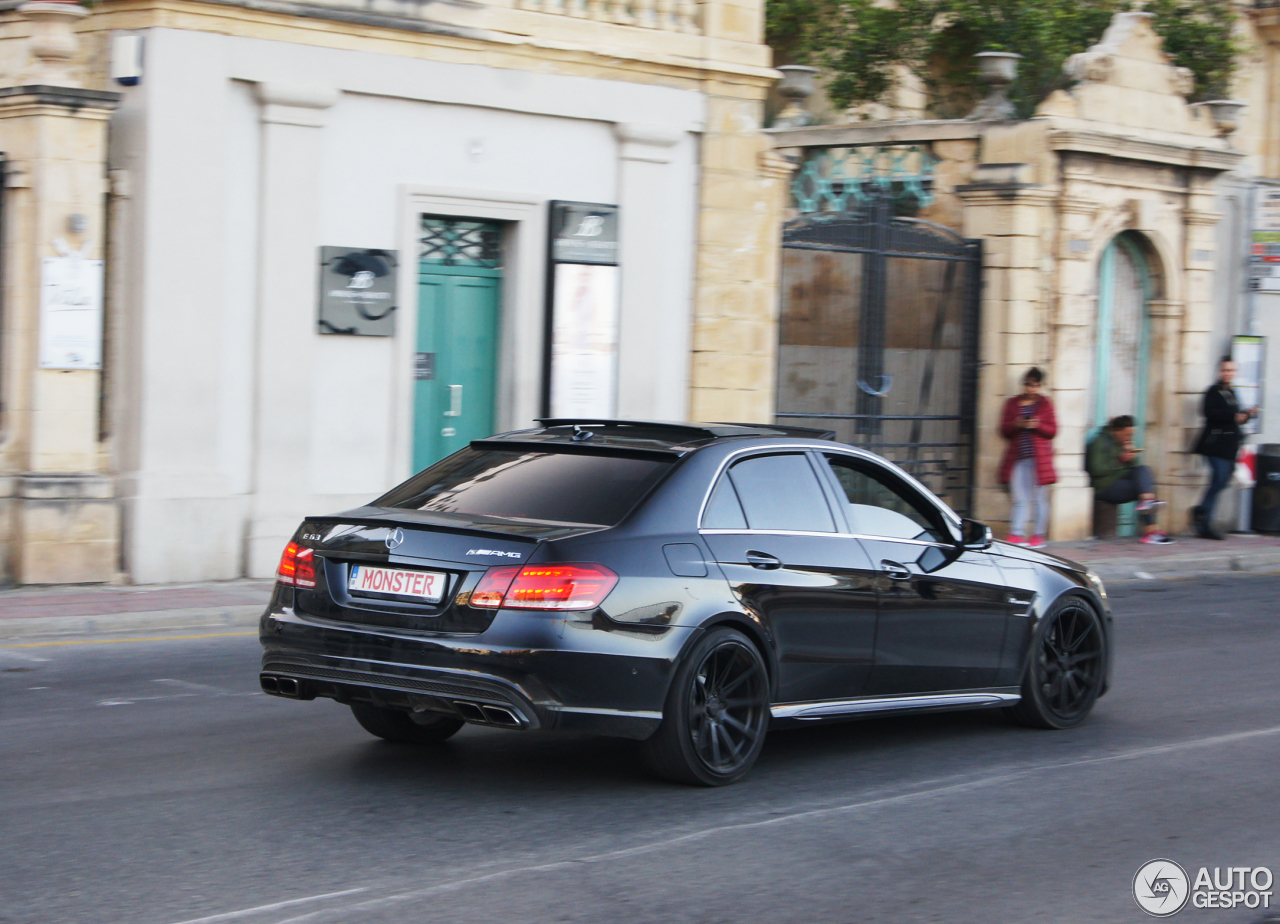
[0, 604, 263, 641]
[1079, 548, 1280, 584]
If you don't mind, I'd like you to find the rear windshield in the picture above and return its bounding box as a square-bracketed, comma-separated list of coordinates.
[375, 448, 675, 527]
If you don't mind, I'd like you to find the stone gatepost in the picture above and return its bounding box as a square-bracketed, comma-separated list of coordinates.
[0, 2, 121, 583]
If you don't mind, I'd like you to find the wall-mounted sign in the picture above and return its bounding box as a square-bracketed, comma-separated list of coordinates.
[550, 201, 618, 266]
[545, 201, 620, 418]
[1250, 186, 1280, 291]
[318, 247, 397, 336]
[38, 255, 104, 370]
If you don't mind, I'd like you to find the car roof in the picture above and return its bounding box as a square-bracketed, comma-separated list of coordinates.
[474, 418, 837, 455]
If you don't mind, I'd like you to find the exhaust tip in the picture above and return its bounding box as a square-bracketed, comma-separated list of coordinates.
[452, 701, 487, 723]
[480, 705, 521, 727]
[276, 677, 300, 697]
[259, 674, 280, 695]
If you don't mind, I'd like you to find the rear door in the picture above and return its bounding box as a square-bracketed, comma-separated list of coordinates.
[701, 452, 880, 704]
[821, 453, 1011, 693]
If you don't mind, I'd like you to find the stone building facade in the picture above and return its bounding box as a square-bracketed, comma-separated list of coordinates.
[766, 13, 1254, 540]
[0, 0, 786, 582]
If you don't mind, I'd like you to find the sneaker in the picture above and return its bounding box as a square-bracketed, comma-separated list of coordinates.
[1028, 535, 1047, 549]
[1140, 532, 1175, 545]
[1006, 535, 1026, 546]
[1136, 499, 1166, 513]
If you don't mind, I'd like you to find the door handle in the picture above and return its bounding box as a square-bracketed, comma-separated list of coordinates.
[444, 384, 463, 417]
[745, 550, 783, 570]
[880, 560, 912, 581]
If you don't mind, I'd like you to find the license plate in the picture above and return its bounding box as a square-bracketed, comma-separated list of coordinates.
[348, 565, 446, 603]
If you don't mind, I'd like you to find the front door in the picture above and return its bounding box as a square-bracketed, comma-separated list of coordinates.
[413, 217, 503, 472]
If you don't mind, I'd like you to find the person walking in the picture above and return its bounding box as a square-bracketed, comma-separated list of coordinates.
[998, 368, 1057, 548]
[1192, 356, 1258, 540]
[1085, 415, 1173, 544]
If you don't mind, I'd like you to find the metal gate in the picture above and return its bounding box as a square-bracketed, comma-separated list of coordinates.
[776, 152, 982, 515]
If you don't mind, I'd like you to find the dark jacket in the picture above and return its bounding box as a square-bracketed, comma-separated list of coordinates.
[1195, 382, 1242, 462]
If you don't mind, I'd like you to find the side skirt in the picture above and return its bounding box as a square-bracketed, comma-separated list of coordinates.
[770, 688, 1022, 722]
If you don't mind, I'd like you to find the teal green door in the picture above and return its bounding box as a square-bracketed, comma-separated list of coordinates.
[1092, 233, 1152, 536]
[413, 266, 501, 471]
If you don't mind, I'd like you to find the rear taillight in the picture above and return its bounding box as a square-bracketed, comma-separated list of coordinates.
[470, 563, 617, 611]
[276, 542, 316, 588]
[470, 565, 521, 607]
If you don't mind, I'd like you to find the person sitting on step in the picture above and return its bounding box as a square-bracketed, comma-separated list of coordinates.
[1085, 415, 1174, 545]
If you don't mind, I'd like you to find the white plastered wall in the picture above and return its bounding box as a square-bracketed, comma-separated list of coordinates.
[110, 27, 703, 582]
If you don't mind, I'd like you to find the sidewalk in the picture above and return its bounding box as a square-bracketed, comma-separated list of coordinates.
[1, 535, 1278, 641]
[1045, 532, 1280, 583]
[0, 579, 273, 640]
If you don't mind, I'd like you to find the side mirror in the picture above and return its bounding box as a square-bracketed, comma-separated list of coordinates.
[959, 518, 992, 550]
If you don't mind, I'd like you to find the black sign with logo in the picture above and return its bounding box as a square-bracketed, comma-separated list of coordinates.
[549, 202, 618, 266]
[318, 246, 398, 336]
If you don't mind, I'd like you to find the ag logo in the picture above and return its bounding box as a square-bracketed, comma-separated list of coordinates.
[1134, 859, 1190, 917]
[347, 270, 375, 289]
[574, 215, 604, 237]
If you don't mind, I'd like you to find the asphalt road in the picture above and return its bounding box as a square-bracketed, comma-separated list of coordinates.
[2, 574, 1279, 924]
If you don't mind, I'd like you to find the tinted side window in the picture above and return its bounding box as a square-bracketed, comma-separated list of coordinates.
[702, 475, 748, 529]
[375, 448, 673, 526]
[726, 454, 835, 533]
[825, 455, 947, 542]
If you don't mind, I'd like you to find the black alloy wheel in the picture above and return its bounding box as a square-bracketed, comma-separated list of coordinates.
[350, 703, 465, 744]
[642, 626, 770, 786]
[1007, 597, 1106, 730]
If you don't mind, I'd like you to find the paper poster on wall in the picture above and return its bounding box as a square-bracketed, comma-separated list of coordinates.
[38, 256, 104, 370]
[550, 263, 620, 418]
[1232, 335, 1265, 436]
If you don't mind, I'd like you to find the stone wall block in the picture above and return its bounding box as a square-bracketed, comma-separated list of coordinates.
[16, 496, 118, 584]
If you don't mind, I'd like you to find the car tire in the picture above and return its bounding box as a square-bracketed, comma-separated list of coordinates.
[350, 704, 465, 744]
[641, 626, 770, 786]
[1006, 596, 1106, 730]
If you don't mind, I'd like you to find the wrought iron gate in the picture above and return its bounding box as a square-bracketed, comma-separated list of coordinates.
[776, 150, 982, 515]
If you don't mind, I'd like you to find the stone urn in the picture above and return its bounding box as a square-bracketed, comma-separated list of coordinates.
[969, 51, 1021, 120]
[18, 0, 89, 87]
[775, 65, 819, 129]
[1200, 99, 1247, 137]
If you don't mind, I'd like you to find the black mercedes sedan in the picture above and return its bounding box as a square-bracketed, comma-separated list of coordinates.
[259, 420, 1111, 786]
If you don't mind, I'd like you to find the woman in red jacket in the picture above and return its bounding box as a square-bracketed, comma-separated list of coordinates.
[998, 368, 1058, 548]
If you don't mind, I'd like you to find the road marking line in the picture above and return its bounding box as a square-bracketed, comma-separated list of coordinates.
[0, 631, 256, 649]
[154, 678, 229, 694]
[261, 722, 1280, 924]
[164, 888, 369, 924]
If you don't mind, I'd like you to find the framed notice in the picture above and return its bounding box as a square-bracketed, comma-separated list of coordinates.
[1232, 335, 1265, 436]
[550, 264, 620, 418]
[544, 201, 620, 417]
[38, 256, 104, 370]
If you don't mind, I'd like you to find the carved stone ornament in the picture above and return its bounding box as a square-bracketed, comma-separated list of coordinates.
[17, 1, 88, 87]
[1065, 51, 1114, 85]
[1170, 66, 1195, 97]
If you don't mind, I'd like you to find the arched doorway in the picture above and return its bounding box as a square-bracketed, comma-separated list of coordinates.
[1092, 232, 1153, 434]
[1091, 232, 1154, 535]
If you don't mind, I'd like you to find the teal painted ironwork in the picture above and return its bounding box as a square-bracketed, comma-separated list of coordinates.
[791, 145, 937, 213]
[420, 216, 502, 268]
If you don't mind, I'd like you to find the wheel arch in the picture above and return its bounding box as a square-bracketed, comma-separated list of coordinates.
[1018, 588, 1111, 695]
[674, 611, 779, 701]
